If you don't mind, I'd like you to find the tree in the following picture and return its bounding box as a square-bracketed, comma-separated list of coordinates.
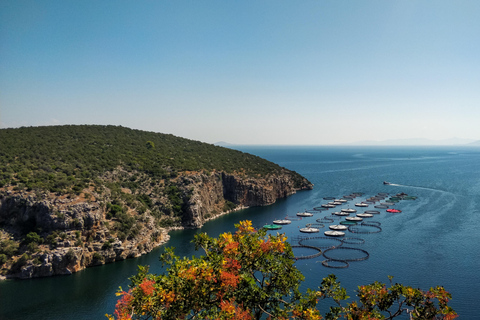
[107, 221, 457, 320]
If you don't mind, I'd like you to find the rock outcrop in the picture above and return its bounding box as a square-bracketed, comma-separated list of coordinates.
[0, 169, 312, 280]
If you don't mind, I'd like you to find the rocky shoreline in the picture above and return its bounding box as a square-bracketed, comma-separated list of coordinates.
[0, 170, 312, 280]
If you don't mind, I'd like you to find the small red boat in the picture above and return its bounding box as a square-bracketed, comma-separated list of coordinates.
[386, 209, 402, 213]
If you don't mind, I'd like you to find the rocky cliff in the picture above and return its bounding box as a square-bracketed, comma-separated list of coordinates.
[0, 169, 312, 279]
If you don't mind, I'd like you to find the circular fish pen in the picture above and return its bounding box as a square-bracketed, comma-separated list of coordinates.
[356, 213, 373, 218]
[316, 217, 334, 223]
[300, 227, 320, 233]
[273, 219, 291, 225]
[374, 205, 389, 209]
[329, 224, 348, 231]
[361, 221, 381, 227]
[322, 204, 336, 208]
[323, 247, 370, 262]
[365, 210, 380, 214]
[340, 220, 357, 226]
[341, 237, 365, 245]
[291, 245, 323, 260]
[297, 212, 314, 217]
[348, 225, 382, 234]
[298, 236, 343, 249]
[345, 216, 363, 222]
[355, 203, 369, 207]
[321, 259, 349, 269]
[312, 206, 328, 212]
[323, 197, 336, 200]
[263, 224, 282, 230]
[306, 223, 325, 229]
[284, 216, 302, 221]
[341, 208, 357, 213]
[333, 211, 349, 216]
[324, 230, 345, 237]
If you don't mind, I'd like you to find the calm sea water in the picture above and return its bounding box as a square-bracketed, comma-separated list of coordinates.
[1, 146, 479, 319]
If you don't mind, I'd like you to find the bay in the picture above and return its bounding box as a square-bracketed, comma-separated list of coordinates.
[1, 146, 479, 319]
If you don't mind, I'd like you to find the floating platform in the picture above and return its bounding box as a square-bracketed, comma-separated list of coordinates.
[264, 224, 282, 230]
[356, 213, 373, 218]
[340, 220, 357, 226]
[346, 216, 363, 222]
[329, 224, 348, 231]
[324, 230, 345, 237]
[341, 208, 357, 213]
[322, 204, 336, 208]
[355, 203, 369, 207]
[300, 227, 320, 233]
[273, 219, 291, 225]
[333, 211, 349, 216]
[297, 212, 314, 217]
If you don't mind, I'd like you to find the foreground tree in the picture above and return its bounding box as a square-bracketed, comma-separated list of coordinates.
[107, 220, 457, 320]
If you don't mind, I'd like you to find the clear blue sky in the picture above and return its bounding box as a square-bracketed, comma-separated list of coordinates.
[1, 1, 479, 145]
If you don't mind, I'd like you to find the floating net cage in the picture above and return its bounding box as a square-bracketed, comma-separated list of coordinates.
[298, 236, 343, 249]
[348, 225, 382, 234]
[263, 224, 282, 230]
[291, 245, 323, 260]
[365, 210, 380, 214]
[322, 247, 370, 262]
[374, 205, 389, 209]
[341, 237, 365, 245]
[305, 223, 325, 229]
[323, 197, 336, 200]
[361, 221, 381, 227]
[316, 217, 334, 223]
[321, 259, 349, 269]
[339, 220, 357, 226]
[313, 207, 328, 211]
[284, 216, 303, 221]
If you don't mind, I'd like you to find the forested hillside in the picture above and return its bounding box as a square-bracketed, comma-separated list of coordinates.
[0, 125, 312, 279]
[0, 125, 306, 192]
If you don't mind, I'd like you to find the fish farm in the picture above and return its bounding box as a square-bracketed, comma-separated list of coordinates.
[262, 191, 417, 268]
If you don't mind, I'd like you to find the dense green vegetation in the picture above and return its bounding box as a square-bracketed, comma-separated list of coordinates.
[0, 125, 306, 193]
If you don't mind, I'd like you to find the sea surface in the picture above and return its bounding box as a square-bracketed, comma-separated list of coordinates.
[1, 146, 479, 319]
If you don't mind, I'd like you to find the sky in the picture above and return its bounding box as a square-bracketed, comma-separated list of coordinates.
[1, 1, 479, 145]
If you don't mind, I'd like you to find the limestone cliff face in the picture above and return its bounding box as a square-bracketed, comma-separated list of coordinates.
[181, 171, 312, 228]
[0, 170, 312, 279]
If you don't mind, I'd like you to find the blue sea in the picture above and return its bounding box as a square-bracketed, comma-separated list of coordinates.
[1, 146, 479, 319]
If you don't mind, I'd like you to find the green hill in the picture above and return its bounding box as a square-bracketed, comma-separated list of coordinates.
[0, 125, 312, 279]
[0, 125, 307, 192]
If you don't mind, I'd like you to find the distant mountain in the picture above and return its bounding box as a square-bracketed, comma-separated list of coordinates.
[347, 137, 477, 146]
